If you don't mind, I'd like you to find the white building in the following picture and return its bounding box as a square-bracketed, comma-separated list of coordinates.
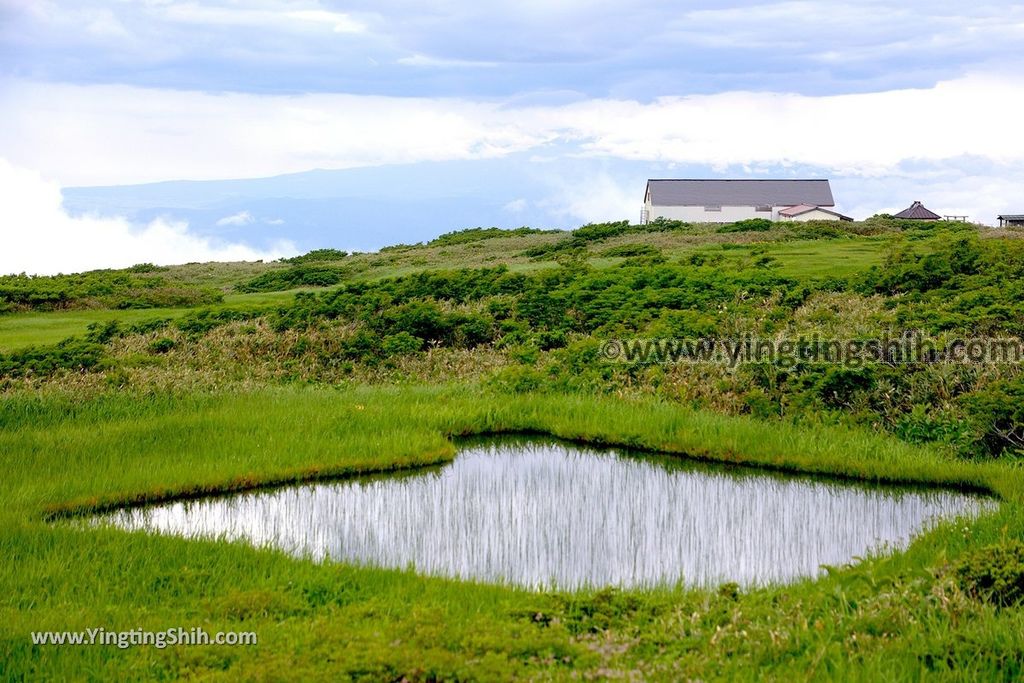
[641, 179, 850, 223]
[778, 204, 853, 222]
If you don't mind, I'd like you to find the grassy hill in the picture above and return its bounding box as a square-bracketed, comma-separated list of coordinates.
[3, 217, 1024, 680]
[0, 217, 951, 349]
[3, 215, 1023, 458]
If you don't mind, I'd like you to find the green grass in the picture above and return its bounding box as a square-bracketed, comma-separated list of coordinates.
[0, 308, 183, 351]
[676, 238, 887, 279]
[0, 290, 307, 352]
[753, 239, 886, 278]
[0, 232, 881, 352]
[2, 385, 1023, 680]
[4, 222, 1023, 679]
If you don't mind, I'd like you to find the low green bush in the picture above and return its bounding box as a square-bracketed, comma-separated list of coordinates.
[148, 338, 177, 354]
[428, 227, 550, 247]
[0, 271, 221, 311]
[0, 339, 106, 377]
[237, 265, 350, 293]
[959, 377, 1024, 457]
[717, 218, 773, 233]
[954, 540, 1024, 607]
[284, 249, 349, 264]
[601, 244, 661, 258]
[176, 308, 256, 336]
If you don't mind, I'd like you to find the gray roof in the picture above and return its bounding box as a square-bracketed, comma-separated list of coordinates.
[893, 201, 941, 220]
[645, 179, 834, 207]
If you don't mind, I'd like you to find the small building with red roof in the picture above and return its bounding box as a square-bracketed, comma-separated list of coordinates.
[778, 204, 853, 222]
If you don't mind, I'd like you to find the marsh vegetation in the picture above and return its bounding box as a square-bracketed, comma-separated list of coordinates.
[4, 218, 1024, 680]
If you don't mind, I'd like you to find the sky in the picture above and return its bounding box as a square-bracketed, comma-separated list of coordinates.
[1, 0, 1023, 273]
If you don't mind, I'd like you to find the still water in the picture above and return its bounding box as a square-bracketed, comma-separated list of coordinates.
[98, 438, 993, 589]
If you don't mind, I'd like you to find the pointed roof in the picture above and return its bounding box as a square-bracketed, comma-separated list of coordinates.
[894, 201, 941, 220]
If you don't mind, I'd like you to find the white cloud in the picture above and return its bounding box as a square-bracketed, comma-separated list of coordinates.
[158, 4, 365, 34]
[2, 72, 1023, 189]
[397, 54, 498, 68]
[0, 160, 296, 275]
[539, 173, 636, 224]
[0, 81, 549, 186]
[502, 198, 528, 213]
[215, 210, 255, 226]
[2, 71, 1024, 223]
[532, 72, 1024, 176]
[285, 9, 366, 33]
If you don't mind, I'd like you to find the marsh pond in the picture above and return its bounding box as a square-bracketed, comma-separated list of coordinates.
[97, 437, 993, 590]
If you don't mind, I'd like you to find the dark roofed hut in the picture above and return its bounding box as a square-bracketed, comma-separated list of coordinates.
[893, 201, 941, 220]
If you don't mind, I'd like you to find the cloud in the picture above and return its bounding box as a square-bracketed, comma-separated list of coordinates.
[3, 72, 1023, 188]
[3, 1, 1022, 98]
[503, 198, 528, 213]
[397, 54, 498, 68]
[0, 160, 295, 275]
[158, 4, 366, 34]
[538, 173, 637, 224]
[533, 72, 1024, 175]
[3, 70, 1024, 227]
[215, 210, 255, 226]
[0, 81, 550, 186]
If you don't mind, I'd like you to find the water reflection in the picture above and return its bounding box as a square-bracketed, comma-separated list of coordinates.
[99, 438, 994, 589]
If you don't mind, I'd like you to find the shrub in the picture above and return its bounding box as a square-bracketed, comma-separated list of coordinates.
[0, 271, 218, 312]
[742, 389, 778, 419]
[801, 366, 876, 409]
[126, 263, 169, 273]
[112, 287, 223, 309]
[148, 338, 177, 354]
[893, 405, 975, 451]
[0, 339, 106, 378]
[428, 227, 549, 247]
[520, 221, 684, 260]
[284, 249, 348, 264]
[488, 366, 546, 393]
[645, 217, 691, 231]
[381, 332, 424, 356]
[85, 320, 123, 343]
[717, 218, 773, 233]
[954, 541, 1024, 607]
[572, 221, 632, 243]
[127, 318, 173, 335]
[959, 378, 1024, 457]
[534, 329, 568, 351]
[237, 265, 349, 293]
[176, 308, 255, 336]
[861, 235, 983, 296]
[601, 244, 661, 258]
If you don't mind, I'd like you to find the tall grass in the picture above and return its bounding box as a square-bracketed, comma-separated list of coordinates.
[2, 386, 1023, 680]
[1, 385, 1014, 520]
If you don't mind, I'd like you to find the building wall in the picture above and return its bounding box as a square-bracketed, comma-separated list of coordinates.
[646, 203, 779, 223]
[780, 208, 844, 222]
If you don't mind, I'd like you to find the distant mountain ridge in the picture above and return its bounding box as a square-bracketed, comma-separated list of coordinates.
[60, 157, 603, 252]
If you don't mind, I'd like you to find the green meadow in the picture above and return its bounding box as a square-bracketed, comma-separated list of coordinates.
[3, 217, 1024, 680]
[0, 291, 307, 352]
